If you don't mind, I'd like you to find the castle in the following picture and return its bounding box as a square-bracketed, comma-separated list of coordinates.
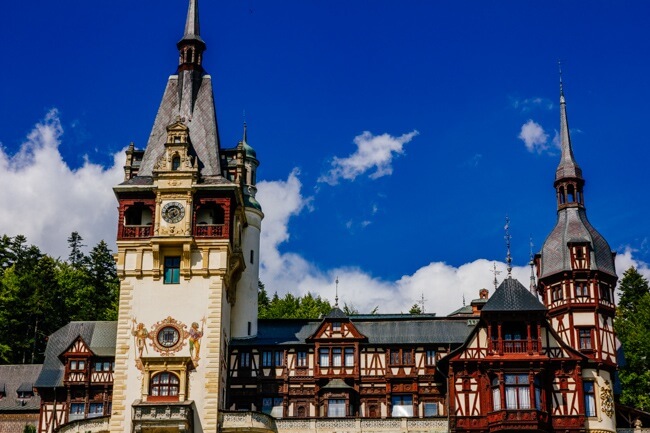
[7, 1, 628, 432]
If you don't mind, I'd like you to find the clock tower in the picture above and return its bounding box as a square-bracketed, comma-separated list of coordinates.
[109, 1, 263, 432]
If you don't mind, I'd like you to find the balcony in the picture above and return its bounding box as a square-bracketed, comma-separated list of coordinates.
[194, 224, 226, 238]
[56, 416, 109, 433]
[490, 340, 539, 354]
[219, 410, 277, 433]
[274, 417, 448, 433]
[132, 400, 193, 433]
[487, 409, 550, 432]
[120, 225, 152, 239]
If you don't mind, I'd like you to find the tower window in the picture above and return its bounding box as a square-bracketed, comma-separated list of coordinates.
[567, 184, 575, 202]
[164, 257, 181, 284]
[578, 328, 593, 350]
[150, 372, 180, 397]
[600, 284, 612, 302]
[250, 250, 254, 264]
[575, 282, 589, 299]
[172, 156, 181, 170]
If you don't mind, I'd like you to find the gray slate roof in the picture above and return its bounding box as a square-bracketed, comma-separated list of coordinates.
[482, 277, 546, 312]
[0, 364, 42, 411]
[231, 317, 472, 347]
[137, 72, 222, 178]
[540, 207, 616, 278]
[35, 321, 117, 388]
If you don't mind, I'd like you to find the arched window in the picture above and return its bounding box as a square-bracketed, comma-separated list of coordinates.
[567, 184, 575, 203]
[492, 377, 501, 411]
[172, 156, 181, 171]
[124, 204, 152, 226]
[558, 186, 566, 204]
[196, 203, 225, 225]
[150, 372, 179, 398]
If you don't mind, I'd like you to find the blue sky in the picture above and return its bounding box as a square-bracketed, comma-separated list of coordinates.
[1, 1, 649, 314]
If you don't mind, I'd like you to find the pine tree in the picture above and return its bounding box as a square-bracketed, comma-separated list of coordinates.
[615, 267, 650, 410]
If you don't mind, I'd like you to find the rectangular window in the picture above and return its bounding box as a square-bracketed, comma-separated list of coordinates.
[69, 403, 85, 421]
[579, 328, 593, 350]
[552, 286, 563, 301]
[297, 351, 307, 367]
[164, 257, 181, 284]
[505, 374, 530, 410]
[423, 402, 438, 417]
[600, 284, 612, 302]
[70, 360, 85, 370]
[402, 351, 413, 365]
[332, 322, 341, 332]
[274, 351, 284, 367]
[239, 352, 250, 368]
[328, 399, 346, 417]
[319, 348, 330, 367]
[250, 250, 254, 264]
[584, 382, 596, 417]
[332, 348, 342, 367]
[88, 403, 103, 418]
[391, 395, 413, 417]
[426, 350, 436, 366]
[390, 351, 401, 365]
[262, 351, 272, 367]
[575, 282, 589, 299]
[344, 348, 354, 367]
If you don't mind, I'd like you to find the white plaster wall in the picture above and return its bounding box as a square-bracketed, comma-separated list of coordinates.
[583, 368, 617, 432]
[231, 208, 262, 338]
[573, 312, 595, 326]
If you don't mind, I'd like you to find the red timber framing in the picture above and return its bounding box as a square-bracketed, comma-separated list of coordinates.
[444, 309, 587, 433]
[37, 337, 113, 433]
[227, 315, 453, 419]
[192, 195, 232, 239]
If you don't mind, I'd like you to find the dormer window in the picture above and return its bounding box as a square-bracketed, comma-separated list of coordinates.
[172, 156, 181, 170]
[570, 243, 590, 270]
[332, 322, 341, 332]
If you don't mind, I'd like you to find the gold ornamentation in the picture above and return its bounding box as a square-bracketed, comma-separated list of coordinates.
[600, 380, 614, 418]
[149, 316, 188, 356]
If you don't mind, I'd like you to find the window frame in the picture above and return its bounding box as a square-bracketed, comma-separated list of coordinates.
[584, 381, 596, 417]
[163, 256, 181, 284]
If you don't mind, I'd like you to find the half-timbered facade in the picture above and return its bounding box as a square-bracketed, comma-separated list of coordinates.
[228, 308, 476, 420]
[34, 321, 116, 433]
[444, 277, 588, 433]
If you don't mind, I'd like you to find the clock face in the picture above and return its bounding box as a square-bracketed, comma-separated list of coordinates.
[157, 326, 180, 348]
[162, 202, 185, 224]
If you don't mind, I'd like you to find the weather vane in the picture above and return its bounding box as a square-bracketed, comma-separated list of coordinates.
[491, 262, 501, 291]
[529, 236, 537, 295]
[334, 276, 339, 308]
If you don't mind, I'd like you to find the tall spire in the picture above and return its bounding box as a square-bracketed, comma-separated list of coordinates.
[177, 0, 206, 72]
[529, 236, 536, 295]
[556, 63, 582, 182]
[183, 0, 203, 42]
[504, 216, 512, 278]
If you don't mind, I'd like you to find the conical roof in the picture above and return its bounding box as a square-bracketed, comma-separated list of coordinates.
[482, 277, 546, 312]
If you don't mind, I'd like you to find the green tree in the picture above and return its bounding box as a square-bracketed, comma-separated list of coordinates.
[67, 232, 87, 268]
[409, 304, 423, 314]
[259, 289, 331, 319]
[23, 424, 36, 433]
[615, 267, 650, 410]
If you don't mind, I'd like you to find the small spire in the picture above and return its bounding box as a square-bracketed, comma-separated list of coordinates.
[462, 293, 466, 307]
[419, 293, 427, 313]
[529, 236, 537, 295]
[504, 216, 512, 277]
[334, 276, 339, 308]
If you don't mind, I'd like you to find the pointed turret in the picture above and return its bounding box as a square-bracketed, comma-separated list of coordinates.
[177, 0, 206, 72]
[556, 75, 583, 182]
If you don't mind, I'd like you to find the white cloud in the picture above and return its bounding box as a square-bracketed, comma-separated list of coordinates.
[318, 130, 419, 185]
[0, 109, 124, 258]
[511, 97, 553, 112]
[518, 120, 549, 154]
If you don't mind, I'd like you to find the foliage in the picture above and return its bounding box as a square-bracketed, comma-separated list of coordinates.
[615, 267, 650, 411]
[409, 303, 423, 314]
[23, 425, 36, 433]
[0, 234, 119, 364]
[258, 288, 332, 319]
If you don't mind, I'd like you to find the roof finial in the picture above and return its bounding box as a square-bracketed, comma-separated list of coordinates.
[334, 276, 339, 308]
[491, 262, 501, 290]
[529, 236, 537, 295]
[243, 121, 248, 144]
[504, 216, 512, 277]
[556, 62, 582, 181]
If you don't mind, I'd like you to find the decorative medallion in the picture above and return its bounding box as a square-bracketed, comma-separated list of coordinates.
[162, 202, 185, 224]
[600, 380, 614, 418]
[150, 316, 188, 355]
